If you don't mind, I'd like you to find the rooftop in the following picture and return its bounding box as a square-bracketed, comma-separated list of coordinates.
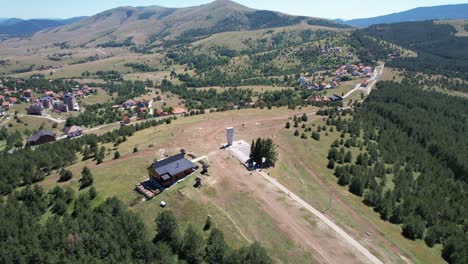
[150, 153, 195, 179]
[27, 130, 56, 142]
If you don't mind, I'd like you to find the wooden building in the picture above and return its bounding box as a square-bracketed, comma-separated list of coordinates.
[147, 153, 196, 188]
[26, 130, 56, 146]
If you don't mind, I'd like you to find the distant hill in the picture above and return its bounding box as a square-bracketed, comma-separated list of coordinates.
[344, 4, 468, 27]
[0, 17, 87, 37]
[25, 0, 349, 47]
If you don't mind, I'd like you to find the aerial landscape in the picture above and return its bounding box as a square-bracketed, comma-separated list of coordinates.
[0, 0, 467, 263]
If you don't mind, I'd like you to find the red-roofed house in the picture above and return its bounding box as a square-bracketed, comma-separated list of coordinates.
[122, 116, 131, 125]
[45, 91, 54, 96]
[361, 80, 369, 88]
[155, 109, 168, 117]
[74, 91, 84, 98]
[9, 97, 17, 104]
[171, 107, 186, 115]
[2, 101, 11, 110]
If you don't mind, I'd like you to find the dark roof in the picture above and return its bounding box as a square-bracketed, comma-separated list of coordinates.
[39, 96, 52, 102]
[330, 94, 343, 101]
[150, 153, 195, 179]
[27, 130, 56, 143]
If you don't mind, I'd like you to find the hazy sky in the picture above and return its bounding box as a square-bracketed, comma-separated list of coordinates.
[1, 0, 467, 20]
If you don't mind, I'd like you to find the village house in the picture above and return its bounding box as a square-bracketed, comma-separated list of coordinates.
[26, 130, 56, 146]
[9, 97, 17, 104]
[64, 125, 83, 138]
[63, 92, 77, 111]
[53, 102, 69, 112]
[361, 80, 369, 88]
[0, 95, 4, 103]
[172, 107, 187, 115]
[22, 89, 33, 98]
[2, 101, 11, 110]
[136, 100, 148, 108]
[81, 85, 91, 95]
[74, 90, 85, 98]
[329, 94, 343, 101]
[44, 91, 55, 97]
[27, 103, 44, 116]
[138, 107, 148, 113]
[121, 116, 131, 125]
[122, 99, 136, 109]
[155, 109, 168, 117]
[39, 96, 53, 109]
[147, 152, 197, 188]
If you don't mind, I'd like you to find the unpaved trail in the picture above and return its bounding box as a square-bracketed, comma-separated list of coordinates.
[256, 169, 383, 264]
[277, 142, 410, 264]
[209, 154, 371, 264]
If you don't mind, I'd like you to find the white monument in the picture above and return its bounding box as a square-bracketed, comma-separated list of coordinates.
[226, 127, 234, 146]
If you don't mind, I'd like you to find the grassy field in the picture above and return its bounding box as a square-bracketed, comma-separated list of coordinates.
[33, 107, 446, 264]
[79, 88, 114, 105]
[193, 24, 351, 51]
[38, 109, 322, 263]
[435, 20, 468, 37]
[4, 115, 60, 134]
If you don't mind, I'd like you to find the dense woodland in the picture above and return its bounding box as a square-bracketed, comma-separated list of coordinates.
[323, 81, 468, 263]
[357, 21, 468, 81]
[1, 188, 272, 264]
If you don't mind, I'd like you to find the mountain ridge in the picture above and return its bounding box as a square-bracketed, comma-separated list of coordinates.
[21, 0, 348, 47]
[343, 3, 468, 27]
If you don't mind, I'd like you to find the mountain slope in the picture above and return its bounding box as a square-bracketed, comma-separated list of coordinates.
[0, 17, 87, 37]
[345, 4, 468, 27]
[27, 0, 348, 47]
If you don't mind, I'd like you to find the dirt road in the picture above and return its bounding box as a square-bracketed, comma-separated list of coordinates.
[256, 169, 383, 264]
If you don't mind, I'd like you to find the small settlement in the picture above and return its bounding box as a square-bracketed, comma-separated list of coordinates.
[298, 63, 374, 102]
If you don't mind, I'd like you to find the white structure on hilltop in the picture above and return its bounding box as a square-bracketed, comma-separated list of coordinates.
[226, 127, 234, 146]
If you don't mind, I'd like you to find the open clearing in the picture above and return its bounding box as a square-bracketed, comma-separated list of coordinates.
[37, 107, 444, 264]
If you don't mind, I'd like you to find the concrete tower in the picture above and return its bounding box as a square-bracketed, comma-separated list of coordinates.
[226, 127, 234, 146]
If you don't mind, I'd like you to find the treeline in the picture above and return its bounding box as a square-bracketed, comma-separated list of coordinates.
[125, 63, 159, 73]
[161, 80, 253, 110]
[0, 118, 174, 194]
[97, 37, 134, 48]
[323, 81, 468, 263]
[106, 80, 146, 98]
[161, 80, 340, 111]
[65, 102, 123, 127]
[82, 70, 123, 81]
[1, 76, 81, 95]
